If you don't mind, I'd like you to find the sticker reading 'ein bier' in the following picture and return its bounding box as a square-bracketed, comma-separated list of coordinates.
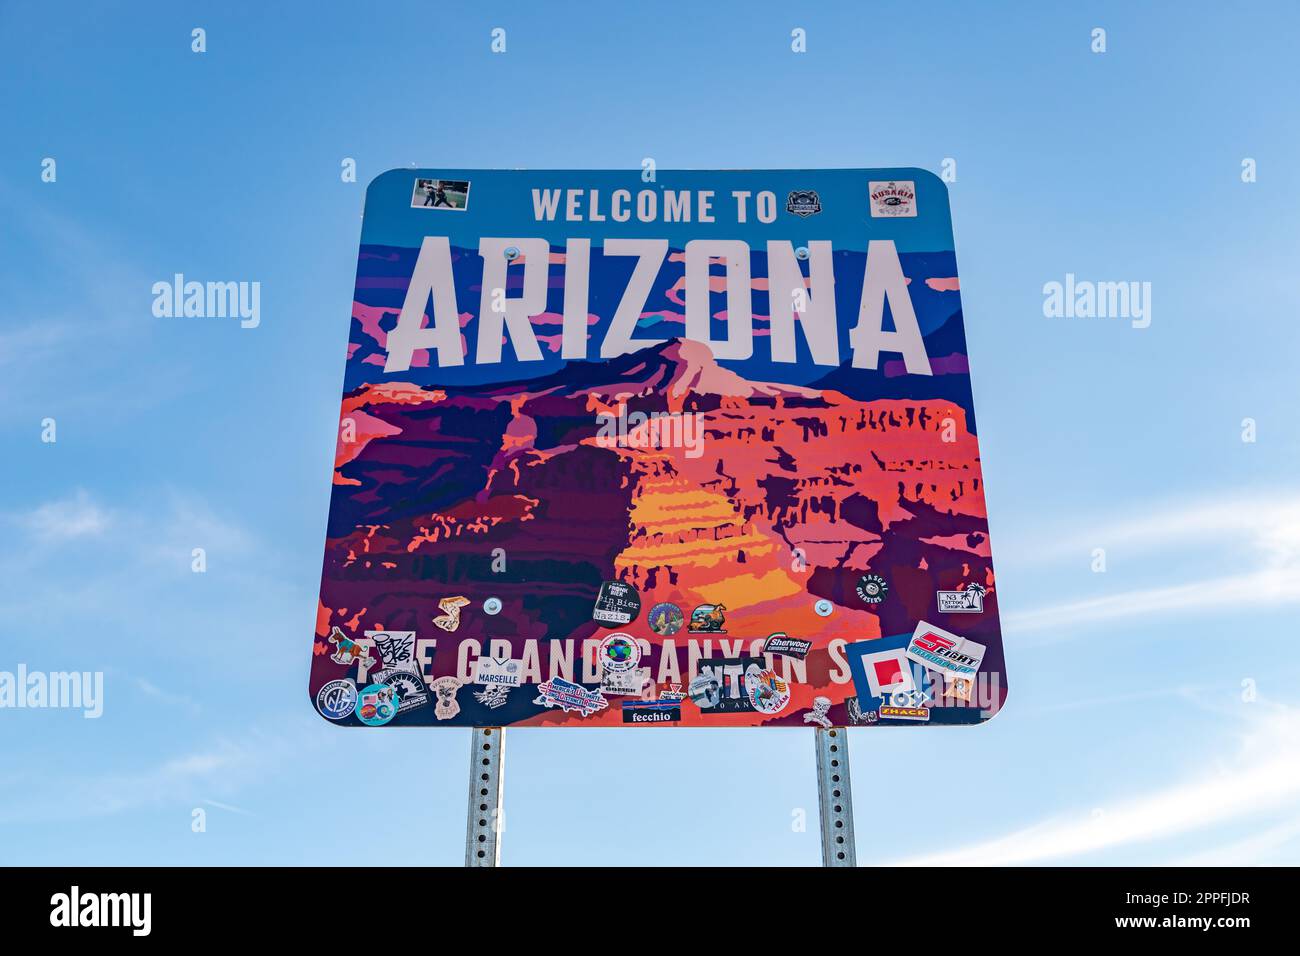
[308, 168, 1008, 727]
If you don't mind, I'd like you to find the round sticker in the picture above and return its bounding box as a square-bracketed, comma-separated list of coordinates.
[688, 672, 721, 709]
[598, 632, 641, 673]
[316, 679, 358, 720]
[745, 666, 791, 715]
[592, 580, 642, 627]
[647, 602, 684, 636]
[483, 597, 502, 615]
[813, 599, 834, 617]
[356, 682, 399, 726]
[856, 573, 889, 604]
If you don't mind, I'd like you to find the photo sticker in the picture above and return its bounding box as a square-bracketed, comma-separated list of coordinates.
[411, 178, 470, 211]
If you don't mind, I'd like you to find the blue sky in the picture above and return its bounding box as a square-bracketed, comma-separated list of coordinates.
[3, 0, 1300, 866]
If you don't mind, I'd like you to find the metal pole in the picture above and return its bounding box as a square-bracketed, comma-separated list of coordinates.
[815, 727, 856, 866]
[465, 726, 505, 866]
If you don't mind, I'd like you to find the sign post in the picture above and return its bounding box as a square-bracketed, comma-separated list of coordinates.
[462, 726, 855, 867]
[465, 727, 505, 867]
[815, 727, 857, 866]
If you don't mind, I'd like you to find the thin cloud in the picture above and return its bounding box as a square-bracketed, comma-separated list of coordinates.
[132, 677, 201, 715]
[203, 799, 253, 816]
[888, 705, 1300, 866]
[1012, 493, 1300, 563]
[1006, 567, 1300, 639]
[1005, 491, 1300, 638]
[1028, 684, 1205, 716]
[0, 183, 187, 419]
[0, 724, 315, 824]
[14, 489, 111, 541]
[1167, 816, 1300, 866]
[3, 488, 254, 574]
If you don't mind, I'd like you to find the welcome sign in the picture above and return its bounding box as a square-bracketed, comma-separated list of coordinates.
[310, 168, 1008, 728]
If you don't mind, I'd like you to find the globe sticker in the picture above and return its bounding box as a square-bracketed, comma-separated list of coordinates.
[599, 632, 641, 673]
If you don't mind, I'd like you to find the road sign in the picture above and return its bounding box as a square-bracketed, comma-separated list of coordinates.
[311, 168, 1008, 728]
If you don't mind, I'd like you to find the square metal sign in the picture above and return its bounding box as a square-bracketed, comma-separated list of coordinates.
[311, 168, 1008, 728]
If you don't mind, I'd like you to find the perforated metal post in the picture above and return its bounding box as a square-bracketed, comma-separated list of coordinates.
[465, 727, 505, 866]
[815, 727, 856, 866]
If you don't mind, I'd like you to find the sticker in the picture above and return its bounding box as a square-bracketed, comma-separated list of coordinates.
[533, 678, 608, 717]
[879, 704, 929, 721]
[845, 697, 878, 725]
[371, 662, 431, 715]
[657, 683, 687, 703]
[428, 675, 465, 720]
[813, 599, 834, 617]
[942, 676, 975, 702]
[844, 633, 985, 726]
[432, 596, 471, 632]
[647, 602, 685, 636]
[855, 573, 889, 605]
[482, 597, 502, 615]
[473, 656, 523, 687]
[763, 632, 812, 659]
[327, 626, 374, 667]
[686, 603, 727, 634]
[473, 684, 511, 709]
[598, 633, 641, 673]
[694, 657, 762, 713]
[688, 672, 722, 709]
[785, 189, 822, 218]
[367, 630, 416, 667]
[622, 699, 682, 724]
[411, 177, 470, 211]
[869, 180, 916, 218]
[745, 667, 791, 715]
[356, 683, 398, 726]
[803, 696, 833, 729]
[601, 667, 649, 697]
[316, 679, 358, 721]
[592, 581, 641, 626]
[889, 688, 932, 709]
[852, 644, 915, 697]
[937, 584, 986, 613]
[904, 621, 986, 683]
